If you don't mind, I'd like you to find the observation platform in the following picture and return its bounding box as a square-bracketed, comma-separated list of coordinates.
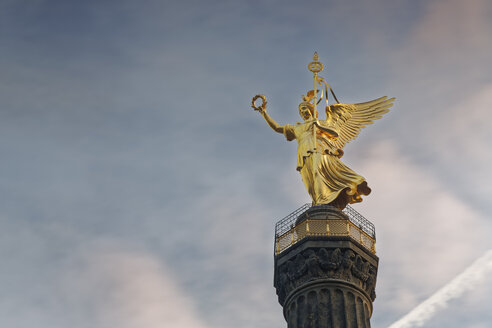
[274, 204, 376, 255]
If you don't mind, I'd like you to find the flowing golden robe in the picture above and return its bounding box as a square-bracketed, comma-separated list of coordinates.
[283, 119, 371, 208]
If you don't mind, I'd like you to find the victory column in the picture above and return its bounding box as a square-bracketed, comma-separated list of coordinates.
[252, 53, 395, 328]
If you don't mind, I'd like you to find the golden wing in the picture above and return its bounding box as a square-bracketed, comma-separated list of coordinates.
[328, 96, 395, 149]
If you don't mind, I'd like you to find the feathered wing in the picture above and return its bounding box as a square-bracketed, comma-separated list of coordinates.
[329, 96, 395, 149]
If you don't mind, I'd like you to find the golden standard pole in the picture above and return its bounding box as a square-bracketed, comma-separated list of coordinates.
[308, 52, 324, 149]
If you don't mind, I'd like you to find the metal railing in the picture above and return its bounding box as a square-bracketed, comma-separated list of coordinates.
[274, 204, 376, 255]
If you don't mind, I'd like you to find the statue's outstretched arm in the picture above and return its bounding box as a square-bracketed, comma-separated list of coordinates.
[251, 95, 287, 135]
[260, 110, 285, 134]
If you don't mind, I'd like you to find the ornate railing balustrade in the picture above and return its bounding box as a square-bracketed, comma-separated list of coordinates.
[274, 204, 376, 255]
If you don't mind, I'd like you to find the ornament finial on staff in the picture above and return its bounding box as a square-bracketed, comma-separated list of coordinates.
[308, 52, 324, 116]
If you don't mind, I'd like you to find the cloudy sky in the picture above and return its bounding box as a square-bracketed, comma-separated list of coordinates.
[1, 0, 492, 327]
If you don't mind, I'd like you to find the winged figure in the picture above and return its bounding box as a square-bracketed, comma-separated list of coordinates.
[255, 93, 394, 209]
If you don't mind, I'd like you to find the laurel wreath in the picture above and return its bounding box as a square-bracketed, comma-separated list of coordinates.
[251, 94, 267, 112]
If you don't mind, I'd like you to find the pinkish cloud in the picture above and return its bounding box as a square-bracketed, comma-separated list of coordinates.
[60, 243, 208, 328]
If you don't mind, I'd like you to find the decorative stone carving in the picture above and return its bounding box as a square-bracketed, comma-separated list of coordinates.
[305, 249, 323, 279]
[275, 247, 378, 305]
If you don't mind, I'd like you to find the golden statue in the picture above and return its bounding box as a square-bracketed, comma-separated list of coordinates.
[252, 53, 395, 209]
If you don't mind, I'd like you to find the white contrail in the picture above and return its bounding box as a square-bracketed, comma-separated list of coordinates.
[388, 249, 492, 328]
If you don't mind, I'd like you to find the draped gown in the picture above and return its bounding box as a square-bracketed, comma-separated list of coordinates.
[283, 119, 371, 209]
